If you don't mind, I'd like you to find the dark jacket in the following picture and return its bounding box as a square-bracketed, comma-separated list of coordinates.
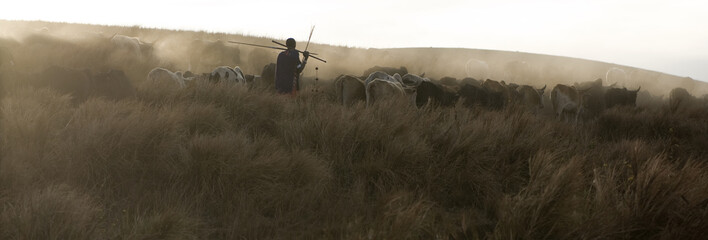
[275, 49, 303, 94]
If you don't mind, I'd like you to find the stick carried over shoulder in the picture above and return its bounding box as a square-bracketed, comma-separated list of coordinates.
[227, 40, 288, 51]
[227, 39, 327, 63]
[271, 40, 327, 63]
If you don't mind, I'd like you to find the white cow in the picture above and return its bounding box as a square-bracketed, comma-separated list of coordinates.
[111, 34, 153, 58]
[147, 67, 193, 88]
[364, 71, 402, 86]
[551, 84, 589, 123]
[364, 71, 421, 107]
[210, 66, 246, 85]
[335, 75, 366, 106]
[401, 73, 426, 87]
[366, 78, 411, 107]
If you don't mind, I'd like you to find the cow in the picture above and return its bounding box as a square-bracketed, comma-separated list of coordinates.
[415, 79, 459, 108]
[365, 78, 408, 107]
[505, 82, 520, 91]
[438, 77, 458, 86]
[90, 69, 135, 100]
[604, 87, 640, 108]
[502, 81, 522, 104]
[111, 35, 153, 58]
[261, 63, 276, 82]
[517, 85, 546, 110]
[362, 66, 408, 78]
[399, 73, 429, 106]
[458, 83, 489, 108]
[364, 71, 402, 86]
[574, 78, 606, 119]
[209, 66, 246, 85]
[364, 72, 419, 107]
[243, 74, 260, 85]
[254, 63, 276, 90]
[147, 67, 194, 88]
[669, 87, 693, 113]
[400, 73, 425, 87]
[482, 79, 512, 110]
[460, 77, 483, 87]
[551, 84, 590, 123]
[334, 75, 366, 106]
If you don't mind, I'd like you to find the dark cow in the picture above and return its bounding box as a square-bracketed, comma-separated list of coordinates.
[415, 80, 459, 108]
[517, 85, 546, 110]
[482, 79, 511, 110]
[460, 77, 483, 86]
[604, 87, 640, 108]
[438, 76, 458, 86]
[362, 66, 408, 78]
[90, 69, 135, 100]
[669, 87, 693, 113]
[458, 83, 489, 108]
[503, 81, 522, 104]
[574, 78, 606, 119]
[255, 63, 276, 91]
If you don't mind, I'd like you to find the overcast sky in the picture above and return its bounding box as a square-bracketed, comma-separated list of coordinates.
[2, 0, 707, 81]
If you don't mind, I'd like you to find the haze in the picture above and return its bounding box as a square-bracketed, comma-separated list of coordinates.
[2, 0, 707, 82]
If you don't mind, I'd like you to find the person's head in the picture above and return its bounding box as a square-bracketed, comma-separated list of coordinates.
[286, 38, 296, 49]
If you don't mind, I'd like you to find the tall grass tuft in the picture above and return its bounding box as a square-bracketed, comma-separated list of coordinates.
[0, 184, 102, 240]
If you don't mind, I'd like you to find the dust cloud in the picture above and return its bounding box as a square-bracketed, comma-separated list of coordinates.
[1, 20, 706, 100]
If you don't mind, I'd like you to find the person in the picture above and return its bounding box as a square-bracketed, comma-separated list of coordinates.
[275, 38, 309, 95]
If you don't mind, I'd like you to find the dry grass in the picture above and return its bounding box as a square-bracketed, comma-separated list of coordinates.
[1, 21, 707, 239]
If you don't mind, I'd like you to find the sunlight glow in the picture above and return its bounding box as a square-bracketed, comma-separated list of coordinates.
[2, 0, 707, 81]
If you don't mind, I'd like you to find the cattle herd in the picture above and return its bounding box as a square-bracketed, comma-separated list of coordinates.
[331, 68, 687, 123]
[148, 65, 259, 89]
[335, 70, 545, 110]
[2, 30, 706, 122]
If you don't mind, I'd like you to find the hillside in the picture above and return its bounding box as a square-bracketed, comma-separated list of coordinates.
[2, 20, 706, 98]
[0, 20, 707, 239]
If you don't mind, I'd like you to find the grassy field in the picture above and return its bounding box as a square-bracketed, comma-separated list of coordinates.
[0, 20, 707, 239]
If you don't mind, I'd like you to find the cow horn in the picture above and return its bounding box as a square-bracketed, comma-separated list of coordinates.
[634, 86, 641, 92]
[540, 85, 546, 91]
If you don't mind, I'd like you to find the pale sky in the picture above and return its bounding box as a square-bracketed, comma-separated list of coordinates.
[2, 0, 707, 82]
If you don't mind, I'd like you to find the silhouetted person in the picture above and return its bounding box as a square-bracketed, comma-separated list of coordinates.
[275, 38, 309, 95]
